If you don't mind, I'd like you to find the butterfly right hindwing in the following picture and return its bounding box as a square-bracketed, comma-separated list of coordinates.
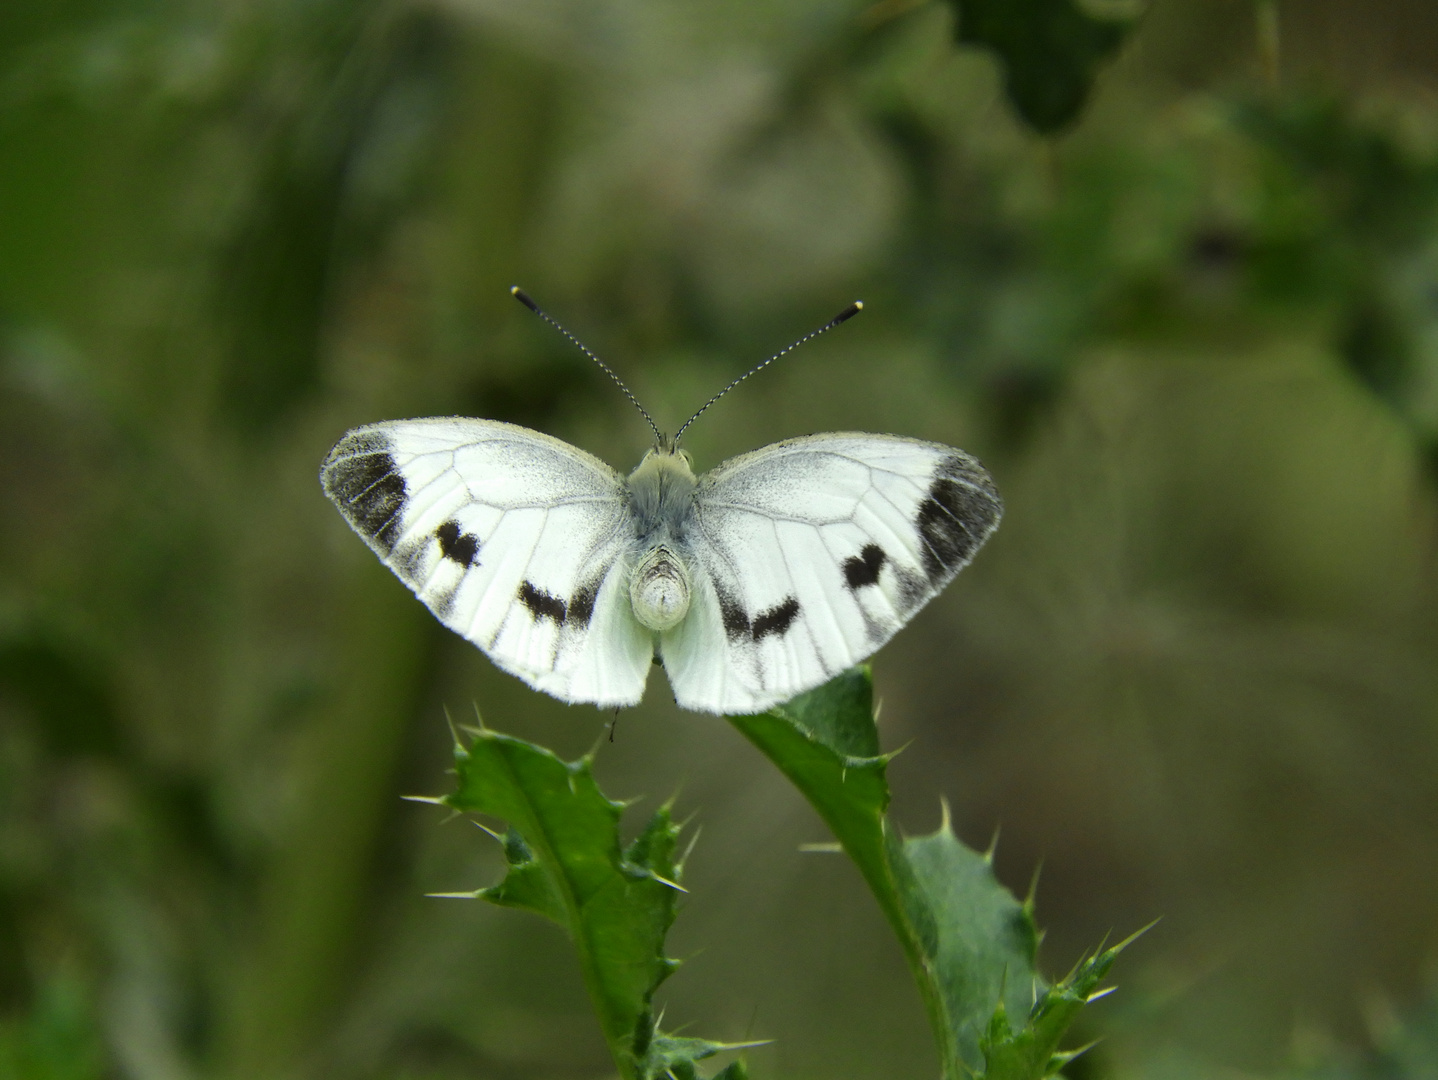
[321, 418, 653, 707]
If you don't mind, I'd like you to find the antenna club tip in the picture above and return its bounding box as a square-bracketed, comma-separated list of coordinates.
[854, 300, 864, 310]
[832, 301, 863, 325]
[511, 287, 540, 312]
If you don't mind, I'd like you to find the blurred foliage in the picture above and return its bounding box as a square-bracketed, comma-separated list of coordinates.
[4, 0, 1438, 1078]
[1298, 987, 1438, 1080]
[0, 975, 102, 1080]
[944, 0, 1135, 133]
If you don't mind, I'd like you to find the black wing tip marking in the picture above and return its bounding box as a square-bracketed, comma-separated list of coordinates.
[916, 455, 1003, 584]
[321, 431, 408, 554]
[843, 543, 887, 590]
[436, 520, 480, 567]
[715, 583, 801, 643]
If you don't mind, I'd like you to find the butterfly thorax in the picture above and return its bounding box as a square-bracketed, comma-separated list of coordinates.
[626, 447, 697, 528]
[625, 448, 698, 632]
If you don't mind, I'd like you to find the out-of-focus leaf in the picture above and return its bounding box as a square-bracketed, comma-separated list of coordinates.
[1291, 982, 1438, 1080]
[443, 728, 751, 1080]
[0, 973, 104, 1080]
[1233, 95, 1438, 449]
[218, 8, 452, 435]
[1234, 96, 1438, 249]
[732, 668, 1121, 1079]
[942, 0, 1135, 134]
[0, 631, 121, 759]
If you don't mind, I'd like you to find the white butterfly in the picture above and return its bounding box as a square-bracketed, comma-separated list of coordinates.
[320, 294, 1002, 715]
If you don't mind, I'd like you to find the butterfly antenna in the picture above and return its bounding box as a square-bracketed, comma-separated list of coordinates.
[674, 301, 863, 445]
[511, 287, 664, 445]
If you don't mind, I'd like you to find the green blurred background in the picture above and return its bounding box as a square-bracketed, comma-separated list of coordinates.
[5, 0, 1438, 1077]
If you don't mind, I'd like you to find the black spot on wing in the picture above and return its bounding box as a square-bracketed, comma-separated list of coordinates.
[712, 579, 802, 644]
[713, 581, 751, 641]
[843, 544, 887, 590]
[518, 581, 566, 625]
[323, 443, 408, 554]
[436, 520, 480, 567]
[569, 580, 600, 629]
[916, 455, 1002, 583]
[751, 597, 800, 641]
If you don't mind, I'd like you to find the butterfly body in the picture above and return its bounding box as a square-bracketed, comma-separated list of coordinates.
[321, 418, 1001, 714]
[624, 448, 699, 631]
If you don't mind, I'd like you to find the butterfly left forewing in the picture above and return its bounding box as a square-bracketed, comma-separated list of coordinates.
[660, 433, 1001, 714]
[321, 417, 652, 707]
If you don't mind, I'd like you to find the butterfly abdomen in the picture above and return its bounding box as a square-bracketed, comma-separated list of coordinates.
[629, 545, 692, 631]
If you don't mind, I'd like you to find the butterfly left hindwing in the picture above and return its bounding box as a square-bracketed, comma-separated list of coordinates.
[320, 418, 653, 706]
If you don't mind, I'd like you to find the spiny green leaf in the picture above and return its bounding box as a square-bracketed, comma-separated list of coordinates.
[732, 668, 1129, 1080]
[773, 664, 882, 758]
[943, 0, 1135, 134]
[640, 1033, 756, 1080]
[979, 932, 1137, 1079]
[904, 824, 1043, 1068]
[481, 826, 565, 922]
[443, 729, 740, 1080]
